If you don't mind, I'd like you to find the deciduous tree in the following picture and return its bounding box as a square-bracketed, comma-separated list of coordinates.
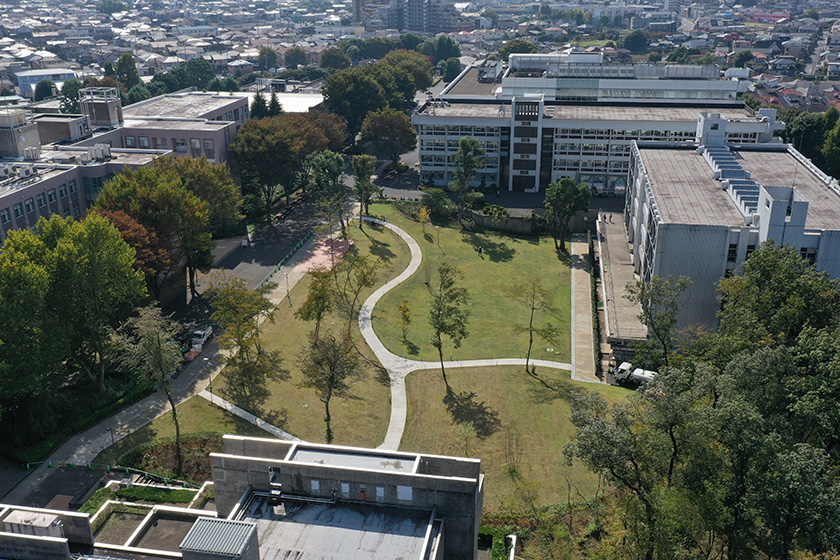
[206, 272, 286, 414]
[498, 38, 537, 61]
[361, 108, 417, 166]
[449, 137, 486, 221]
[323, 67, 387, 140]
[284, 46, 307, 69]
[34, 79, 55, 101]
[258, 46, 279, 70]
[352, 154, 378, 215]
[512, 278, 561, 374]
[295, 267, 334, 342]
[381, 49, 433, 90]
[320, 47, 351, 69]
[297, 332, 363, 444]
[116, 305, 184, 472]
[428, 263, 470, 386]
[115, 53, 141, 90]
[312, 150, 348, 236]
[624, 275, 690, 368]
[543, 177, 590, 253]
[42, 214, 146, 392]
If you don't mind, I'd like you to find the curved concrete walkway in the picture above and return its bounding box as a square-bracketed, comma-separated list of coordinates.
[357, 217, 574, 451]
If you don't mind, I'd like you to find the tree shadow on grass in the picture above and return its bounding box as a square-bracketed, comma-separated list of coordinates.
[423, 232, 434, 244]
[443, 388, 501, 438]
[368, 239, 395, 263]
[262, 407, 290, 430]
[524, 369, 582, 404]
[460, 231, 516, 262]
[401, 338, 420, 356]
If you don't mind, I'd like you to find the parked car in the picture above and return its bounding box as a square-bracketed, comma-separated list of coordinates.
[191, 325, 214, 349]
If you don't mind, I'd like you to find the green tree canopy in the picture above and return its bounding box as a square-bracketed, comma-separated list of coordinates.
[428, 263, 470, 385]
[320, 47, 351, 70]
[543, 177, 590, 252]
[498, 38, 537, 61]
[258, 46, 279, 70]
[115, 53, 141, 90]
[381, 49, 434, 90]
[33, 79, 55, 101]
[418, 35, 461, 64]
[622, 30, 649, 53]
[733, 49, 754, 68]
[284, 46, 307, 69]
[323, 67, 387, 140]
[361, 107, 417, 165]
[443, 57, 461, 82]
[41, 214, 146, 391]
[59, 78, 83, 113]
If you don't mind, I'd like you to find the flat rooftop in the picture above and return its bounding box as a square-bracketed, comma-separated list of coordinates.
[122, 118, 232, 131]
[639, 145, 840, 230]
[240, 495, 435, 560]
[443, 67, 501, 97]
[416, 102, 752, 122]
[123, 92, 249, 120]
[289, 448, 416, 473]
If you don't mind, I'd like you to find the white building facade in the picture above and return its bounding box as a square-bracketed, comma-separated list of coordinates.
[624, 113, 840, 327]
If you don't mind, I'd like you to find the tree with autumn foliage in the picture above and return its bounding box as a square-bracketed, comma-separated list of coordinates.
[94, 165, 213, 298]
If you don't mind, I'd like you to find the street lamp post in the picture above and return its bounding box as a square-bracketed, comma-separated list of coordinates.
[285, 273, 291, 307]
[106, 428, 115, 465]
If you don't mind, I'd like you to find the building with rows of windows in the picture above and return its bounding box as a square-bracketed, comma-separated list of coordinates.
[413, 51, 785, 194]
[0, 88, 249, 243]
[620, 113, 840, 328]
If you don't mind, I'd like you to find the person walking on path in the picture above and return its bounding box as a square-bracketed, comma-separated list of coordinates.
[478, 246, 483, 259]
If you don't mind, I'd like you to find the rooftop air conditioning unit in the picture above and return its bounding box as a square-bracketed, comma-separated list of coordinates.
[79, 152, 92, 163]
[18, 166, 32, 178]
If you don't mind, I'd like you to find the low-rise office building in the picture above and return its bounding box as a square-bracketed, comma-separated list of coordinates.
[0, 89, 250, 242]
[0, 437, 485, 560]
[414, 95, 782, 193]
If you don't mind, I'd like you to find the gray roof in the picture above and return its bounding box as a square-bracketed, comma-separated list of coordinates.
[179, 517, 257, 556]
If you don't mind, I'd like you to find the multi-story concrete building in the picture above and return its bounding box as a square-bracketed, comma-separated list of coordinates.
[623, 113, 840, 327]
[0, 89, 250, 242]
[413, 51, 783, 194]
[0, 437, 485, 560]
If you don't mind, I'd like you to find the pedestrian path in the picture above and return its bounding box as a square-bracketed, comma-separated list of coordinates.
[3, 210, 600, 503]
[355, 217, 580, 451]
[570, 238, 602, 384]
[197, 390, 300, 441]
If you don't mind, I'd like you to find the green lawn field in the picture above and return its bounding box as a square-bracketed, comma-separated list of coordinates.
[369, 204, 572, 364]
[399, 365, 629, 511]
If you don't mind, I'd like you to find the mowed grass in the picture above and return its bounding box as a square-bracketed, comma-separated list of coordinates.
[213, 220, 410, 448]
[94, 396, 268, 465]
[369, 204, 571, 363]
[400, 366, 629, 511]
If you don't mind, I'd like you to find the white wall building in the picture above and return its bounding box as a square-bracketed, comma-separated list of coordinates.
[414, 52, 782, 194]
[624, 113, 840, 327]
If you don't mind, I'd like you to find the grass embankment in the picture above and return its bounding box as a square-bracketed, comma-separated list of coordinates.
[213, 219, 408, 448]
[400, 365, 628, 511]
[369, 204, 572, 363]
[92, 396, 267, 476]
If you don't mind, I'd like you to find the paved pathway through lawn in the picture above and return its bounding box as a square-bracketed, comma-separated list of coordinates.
[355, 217, 579, 451]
